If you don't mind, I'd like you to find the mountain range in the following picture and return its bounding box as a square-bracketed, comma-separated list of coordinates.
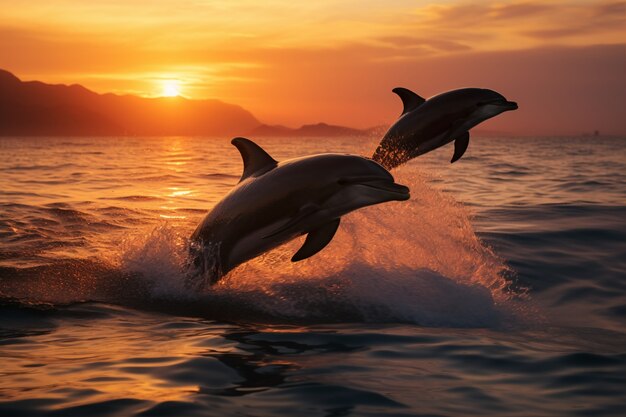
[0, 69, 378, 137]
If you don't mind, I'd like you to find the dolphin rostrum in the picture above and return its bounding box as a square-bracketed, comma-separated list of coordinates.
[189, 137, 409, 285]
[372, 87, 518, 169]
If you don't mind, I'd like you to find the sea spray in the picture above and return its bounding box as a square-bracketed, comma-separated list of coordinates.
[22, 158, 516, 325]
[202, 169, 513, 325]
[118, 222, 190, 297]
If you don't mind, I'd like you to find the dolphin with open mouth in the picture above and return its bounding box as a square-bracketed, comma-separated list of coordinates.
[189, 137, 409, 285]
[373, 87, 518, 169]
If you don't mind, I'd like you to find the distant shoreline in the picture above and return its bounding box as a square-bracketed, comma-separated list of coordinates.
[1, 134, 624, 140]
[1, 69, 621, 138]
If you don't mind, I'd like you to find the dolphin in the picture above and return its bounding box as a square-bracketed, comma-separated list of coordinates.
[189, 137, 409, 285]
[372, 87, 518, 169]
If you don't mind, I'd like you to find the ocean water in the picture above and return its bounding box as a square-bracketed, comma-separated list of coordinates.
[0, 135, 625, 417]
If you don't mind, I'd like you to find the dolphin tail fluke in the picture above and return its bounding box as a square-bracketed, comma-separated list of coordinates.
[291, 219, 340, 262]
[451, 132, 470, 163]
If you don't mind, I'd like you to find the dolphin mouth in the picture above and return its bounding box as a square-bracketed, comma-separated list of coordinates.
[359, 179, 410, 200]
[502, 100, 518, 111]
[481, 99, 518, 111]
[338, 175, 410, 200]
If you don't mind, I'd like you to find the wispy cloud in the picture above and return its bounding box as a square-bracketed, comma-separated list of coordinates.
[376, 36, 472, 53]
[523, 1, 626, 39]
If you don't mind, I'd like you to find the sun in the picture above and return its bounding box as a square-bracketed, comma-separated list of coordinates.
[161, 80, 181, 97]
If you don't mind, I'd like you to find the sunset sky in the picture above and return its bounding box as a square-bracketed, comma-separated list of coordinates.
[1, 0, 625, 135]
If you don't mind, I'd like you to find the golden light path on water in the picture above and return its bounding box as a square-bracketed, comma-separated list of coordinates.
[1, 308, 305, 406]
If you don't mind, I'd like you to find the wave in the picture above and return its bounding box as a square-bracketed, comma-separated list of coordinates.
[0, 171, 519, 327]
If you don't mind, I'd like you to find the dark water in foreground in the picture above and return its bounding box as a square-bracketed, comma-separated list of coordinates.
[1, 136, 625, 416]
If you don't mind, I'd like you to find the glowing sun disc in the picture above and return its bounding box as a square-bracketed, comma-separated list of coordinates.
[162, 80, 180, 97]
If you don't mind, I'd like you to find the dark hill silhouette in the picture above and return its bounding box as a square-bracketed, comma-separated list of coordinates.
[0, 69, 260, 136]
[0, 69, 387, 137]
[249, 122, 383, 137]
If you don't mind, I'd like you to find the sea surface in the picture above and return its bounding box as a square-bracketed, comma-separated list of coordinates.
[1, 135, 625, 417]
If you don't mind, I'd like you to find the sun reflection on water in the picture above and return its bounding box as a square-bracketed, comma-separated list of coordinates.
[0, 312, 239, 405]
[168, 188, 192, 197]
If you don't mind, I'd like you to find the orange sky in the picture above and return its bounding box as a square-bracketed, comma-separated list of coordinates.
[1, 0, 625, 134]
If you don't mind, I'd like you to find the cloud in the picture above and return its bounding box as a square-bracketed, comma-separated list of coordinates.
[595, 0, 626, 16]
[488, 2, 554, 19]
[523, 1, 626, 39]
[376, 36, 472, 53]
[408, 1, 625, 48]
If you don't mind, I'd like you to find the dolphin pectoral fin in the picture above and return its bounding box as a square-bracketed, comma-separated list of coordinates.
[231, 137, 278, 182]
[451, 132, 470, 163]
[392, 87, 426, 116]
[291, 219, 340, 262]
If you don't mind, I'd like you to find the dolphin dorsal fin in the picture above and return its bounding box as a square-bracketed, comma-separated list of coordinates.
[392, 87, 426, 115]
[231, 137, 278, 182]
